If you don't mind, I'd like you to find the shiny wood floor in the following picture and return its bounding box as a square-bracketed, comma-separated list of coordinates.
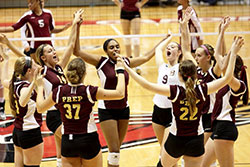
[0, 4, 250, 167]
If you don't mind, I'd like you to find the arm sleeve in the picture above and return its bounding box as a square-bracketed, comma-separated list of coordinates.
[168, 85, 179, 102]
[86, 85, 98, 103]
[12, 14, 28, 31]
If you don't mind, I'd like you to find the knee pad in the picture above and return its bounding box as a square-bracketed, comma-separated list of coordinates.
[132, 38, 140, 45]
[57, 158, 62, 167]
[108, 152, 120, 166]
[123, 38, 131, 46]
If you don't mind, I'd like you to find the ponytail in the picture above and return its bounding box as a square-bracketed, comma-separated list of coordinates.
[8, 57, 31, 117]
[185, 77, 197, 116]
[9, 72, 20, 117]
[235, 55, 249, 105]
[179, 60, 197, 116]
[240, 66, 249, 105]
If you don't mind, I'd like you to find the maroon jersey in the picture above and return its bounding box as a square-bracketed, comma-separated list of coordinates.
[96, 57, 129, 109]
[122, 0, 140, 12]
[211, 81, 246, 124]
[42, 65, 67, 110]
[13, 81, 42, 131]
[168, 84, 208, 136]
[197, 66, 220, 114]
[12, 10, 54, 49]
[52, 84, 98, 134]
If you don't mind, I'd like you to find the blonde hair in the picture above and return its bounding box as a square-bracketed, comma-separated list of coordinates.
[66, 58, 86, 84]
[9, 57, 32, 117]
[34, 44, 49, 66]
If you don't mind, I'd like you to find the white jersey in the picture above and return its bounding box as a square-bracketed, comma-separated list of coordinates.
[153, 63, 182, 108]
[177, 5, 203, 51]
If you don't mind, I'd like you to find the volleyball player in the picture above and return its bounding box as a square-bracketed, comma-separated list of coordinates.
[35, 57, 125, 167]
[33, 9, 83, 167]
[0, 0, 56, 59]
[201, 54, 248, 167]
[180, 9, 232, 144]
[74, 19, 168, 167]
[112, 0, 149, 74]
[177, 0, 203, 53]
[1, 51, 43, 167]
[152, 33, 182, 167]
[20, 0, 71, 56]
[122, 35, 243, 167]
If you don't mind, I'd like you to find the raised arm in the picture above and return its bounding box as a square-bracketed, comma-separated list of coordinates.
[51, 22, 72, 33]
[155, 34, 172, 67]
[96, 57, 125, 100]
[213, 16, 230, 76]
[35, 69, 56, 113]
[19, 80, 36, 107]
[0, 34, 26, 57]
[180, 7, 197, 66]
[124, 59, 171, 96]
[129, 36, 170, 68]
[73, 16, 101, 67]
[0, 45, 10, 88]
[207, 36, 244, 95]
[58, 9, 83, 69]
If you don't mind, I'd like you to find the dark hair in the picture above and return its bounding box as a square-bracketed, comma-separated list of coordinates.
[179, 60, 197, 115]
[199, 44, 216, 64]
[234, 55, 249, 105]
[66, 58, 86, 84]
[34, 44, 49, 66]
[9, 57, 32, 117]
[103, 39, 118, 52]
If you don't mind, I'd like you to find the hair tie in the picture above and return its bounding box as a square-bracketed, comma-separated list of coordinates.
[200, 45, 210, 56]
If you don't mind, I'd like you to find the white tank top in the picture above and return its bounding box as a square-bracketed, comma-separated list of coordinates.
[153, 63, 182, 108]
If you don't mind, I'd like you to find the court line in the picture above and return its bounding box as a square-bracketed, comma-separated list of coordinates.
[110, 24, 122, 35]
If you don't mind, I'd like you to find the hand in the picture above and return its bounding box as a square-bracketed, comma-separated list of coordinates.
[116, 56, 124, 69]
[179, 7, 193, 24]
[24, 45, 30, 52]
[34, 66, 44, 87]
[166, 29, 172, 39]
[135, 2, 142, 9]
[63, 22, 72, 30]
[0, 34, 9, 45]
[219, 16, 230, 33]
[231, 36, 244, 55]
[0, 45, 8, 61]
[73, 9, 84, 24]
[120, 2, 124, 8]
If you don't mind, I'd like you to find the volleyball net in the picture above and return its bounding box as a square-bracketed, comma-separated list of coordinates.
[0, 1, 249, 52]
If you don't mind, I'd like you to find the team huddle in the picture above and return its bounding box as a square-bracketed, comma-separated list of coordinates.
[0, 0, 248, 167]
